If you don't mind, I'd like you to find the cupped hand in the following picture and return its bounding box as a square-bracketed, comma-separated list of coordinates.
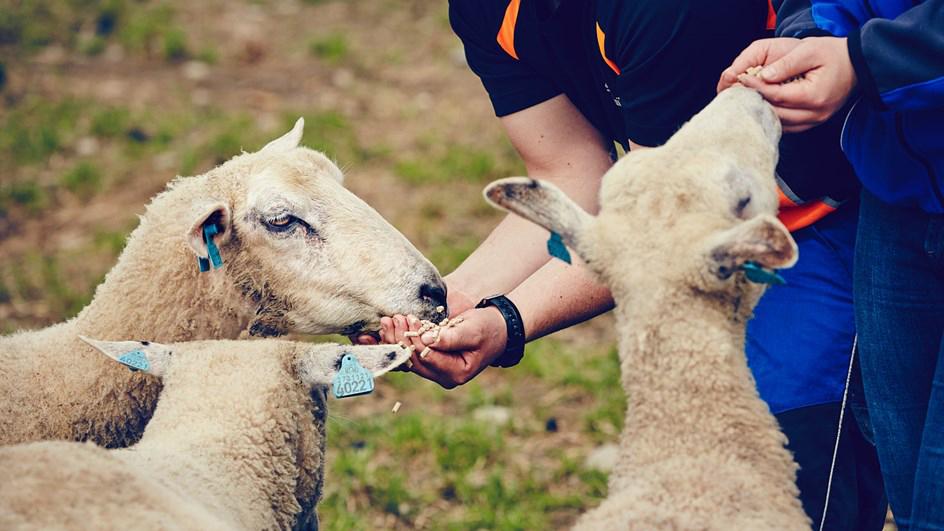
[391, 305, 508, 389]
[717, 37, 803, 92]
[721, 37, 857, 132]
[349, 285, 477, 347]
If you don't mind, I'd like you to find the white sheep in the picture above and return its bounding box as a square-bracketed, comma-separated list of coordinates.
[0, 119, 447, 448]
[0, 337, 410, 530]
[485, 87, 810, 529]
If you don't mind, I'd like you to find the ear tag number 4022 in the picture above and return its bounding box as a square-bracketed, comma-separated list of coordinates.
[118, 350, 150, 372]
[332, 355, 375, 399]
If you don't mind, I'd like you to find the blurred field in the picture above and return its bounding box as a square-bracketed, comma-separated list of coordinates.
[0, 1, 623, 529]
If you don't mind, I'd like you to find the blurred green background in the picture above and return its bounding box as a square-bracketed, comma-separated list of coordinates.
[0, 1, 624, 529]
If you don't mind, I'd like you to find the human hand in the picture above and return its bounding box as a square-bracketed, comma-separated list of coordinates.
[383, 306, 508, 389]
[351, 285, 477, 345]
[727, 37, 857, 132]
[717, 37, 803, 92]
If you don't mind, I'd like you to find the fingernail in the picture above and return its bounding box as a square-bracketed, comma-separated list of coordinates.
[761, 67, 777, 81]
[421, 332, 436, 343]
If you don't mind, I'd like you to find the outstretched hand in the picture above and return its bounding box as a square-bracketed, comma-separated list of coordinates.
[388, 305, 508, 389]
[718, 37, 857, 132]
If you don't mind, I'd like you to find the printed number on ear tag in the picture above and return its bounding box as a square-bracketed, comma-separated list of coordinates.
[740, 262, 786, 286]
[547, 231, 572, 264]
[332, 355, 375, 399]
[118, 350, 150, 372]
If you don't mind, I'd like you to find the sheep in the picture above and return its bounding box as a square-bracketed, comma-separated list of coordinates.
[0, 338, 411, 531]
[484, 86, 811, 530]
[0, 118, 447, 448]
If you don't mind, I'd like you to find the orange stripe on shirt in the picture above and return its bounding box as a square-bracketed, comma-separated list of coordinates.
[766, 0, 777, 30]
[497, 0, 521, 60]
[777, 188, 836, 232]
[596, 22, 621, 75]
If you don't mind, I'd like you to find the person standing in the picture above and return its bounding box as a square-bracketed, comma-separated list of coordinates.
[721, 1, 944, 528]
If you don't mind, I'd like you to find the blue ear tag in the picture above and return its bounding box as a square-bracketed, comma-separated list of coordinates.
[332, 355, 375, 399]
[197, 223, 223, 272]
[740, 261, 786, 285]
[547, 231, 572, 264]
[204, 223, 223, 269]
[118, 350, 150, 372]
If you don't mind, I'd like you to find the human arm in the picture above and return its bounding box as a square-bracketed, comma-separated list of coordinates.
[382, 95, 618, 388]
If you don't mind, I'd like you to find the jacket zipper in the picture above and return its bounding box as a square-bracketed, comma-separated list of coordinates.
[895, 112, 944, 207]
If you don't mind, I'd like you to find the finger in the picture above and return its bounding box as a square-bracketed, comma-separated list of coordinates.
[772, 106, 827, 131]
[420, 349, 476, 384]
[718, 39, 775, 92]
[392, 314, 410, 344]
[420, 324, 478, 352]
[350, 334, 378, 345]
[748, 78, 822, 109]
[404, 315, 427, 351]
[379, 317, 395, 344]
[760, 43, 819, 84]
[408, 350, 458, 389]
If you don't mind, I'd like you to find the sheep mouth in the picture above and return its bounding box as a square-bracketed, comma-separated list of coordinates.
[340, 320, 370, 336]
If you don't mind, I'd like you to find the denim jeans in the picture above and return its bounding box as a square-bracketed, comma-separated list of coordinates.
[855, 189, 944, 531]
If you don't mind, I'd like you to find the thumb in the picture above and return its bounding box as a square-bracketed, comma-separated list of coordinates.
[421, 325, 475, 352]
[761, 44, 817, 83]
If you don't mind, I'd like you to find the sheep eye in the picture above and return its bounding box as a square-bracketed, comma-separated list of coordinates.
[735, 196, 751, 216]
[263, 215, 297, 232]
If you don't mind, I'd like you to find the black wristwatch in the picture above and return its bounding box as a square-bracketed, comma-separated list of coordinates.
[476, 294, 526, 368]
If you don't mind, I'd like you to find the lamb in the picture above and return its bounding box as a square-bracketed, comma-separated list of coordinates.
[0, 119, 447, 448]
[0, 338, 411, 530]
[484, 86, 811, 529]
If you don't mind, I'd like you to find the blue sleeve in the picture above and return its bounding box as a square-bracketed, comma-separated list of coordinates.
[448, 0, 560, 117]
[775, 0, 869, 37]
[847, 0, 944, 111]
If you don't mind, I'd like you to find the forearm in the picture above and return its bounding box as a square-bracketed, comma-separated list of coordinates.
[446, 213, 552, 301]
[448, 167, 611, 302]
[508, 256, 614, 342]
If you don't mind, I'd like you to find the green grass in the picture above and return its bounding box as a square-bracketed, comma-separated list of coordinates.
[395, 144, 523, 186]
[309, 33, 349, 64]
[61, 161, 103, 198]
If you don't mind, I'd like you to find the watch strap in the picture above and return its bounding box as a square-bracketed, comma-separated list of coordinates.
[476, 295, 526, 368]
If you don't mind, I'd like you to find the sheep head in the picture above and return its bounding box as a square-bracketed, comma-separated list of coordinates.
[177, 118, 446, 337]
[485, 87, 797, 313]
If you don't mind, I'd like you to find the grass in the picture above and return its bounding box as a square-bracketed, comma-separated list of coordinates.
[61, 161, 103, 198]
[309, 33, 349, 64]
[395, 143, 523, 186]
[0, 1, 627, 528]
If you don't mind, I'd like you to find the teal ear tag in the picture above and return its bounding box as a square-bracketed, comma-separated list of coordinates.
[740, 261, 786, 285]
[203, 223, 223, 270]
[118, 350, 150, 372]
[332, 355, 375, 399]
[547, 231, 572, 264]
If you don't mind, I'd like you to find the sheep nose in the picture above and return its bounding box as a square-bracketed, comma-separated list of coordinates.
[419, 281, 447, 310]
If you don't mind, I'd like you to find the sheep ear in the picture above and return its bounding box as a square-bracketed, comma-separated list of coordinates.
[706, 215, 798, 279]
[261, 118, 305, 153]
[186, 201, 232, 268]
[484, 177, 593, 259]
[296, 344, 412, 387]
[79, 336, 174, 378]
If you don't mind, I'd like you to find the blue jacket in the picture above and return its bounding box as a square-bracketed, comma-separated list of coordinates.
[778, 0, 944, 213]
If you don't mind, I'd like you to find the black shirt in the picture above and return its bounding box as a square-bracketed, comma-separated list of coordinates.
[450, 0, 769, 148]
[449, 0, 860, 205]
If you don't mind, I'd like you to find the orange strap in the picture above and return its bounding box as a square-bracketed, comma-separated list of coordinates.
[497, 0, 521, 60]
[596, 22, 621, 75]
[777, 189, 836, 232]
[766, 0, 777, 30]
